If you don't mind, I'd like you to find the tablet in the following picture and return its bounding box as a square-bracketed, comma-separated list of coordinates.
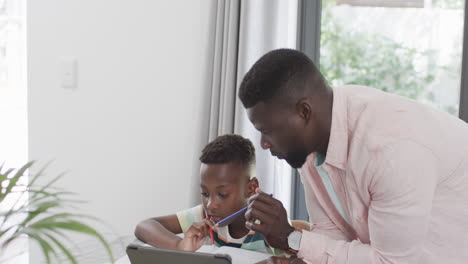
[126, 243, 232, 264]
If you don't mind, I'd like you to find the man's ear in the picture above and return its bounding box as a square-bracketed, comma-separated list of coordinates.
[246, 177, 259, 197]
[296, 98, 313, 123]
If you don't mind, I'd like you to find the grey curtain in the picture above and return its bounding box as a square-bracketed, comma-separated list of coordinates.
[207, 0, 240, 141]
[234, 0, 298, 214]
[201, 0, 298, 215]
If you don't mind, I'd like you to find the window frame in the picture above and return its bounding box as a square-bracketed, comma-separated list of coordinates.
[336, 0, 424, 8]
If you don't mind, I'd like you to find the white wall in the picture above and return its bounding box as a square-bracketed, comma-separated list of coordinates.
[27, 0, 215, 261]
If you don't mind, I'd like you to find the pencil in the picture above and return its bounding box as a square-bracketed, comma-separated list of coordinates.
[215, 193, 273, 227]
[205, 211, 215, 246]
[215, 206, 248, 227]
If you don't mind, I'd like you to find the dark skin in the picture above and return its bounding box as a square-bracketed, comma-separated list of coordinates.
[200, 162, 258, 238]
[134, 161, 258, 251]
[244, 87, 333, 251]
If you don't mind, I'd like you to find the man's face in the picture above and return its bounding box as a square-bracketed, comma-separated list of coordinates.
[247, 101, 315, 169]
[200, 162, 254, 223]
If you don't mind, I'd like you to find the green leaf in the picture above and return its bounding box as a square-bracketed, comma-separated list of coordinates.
[23, 230, 56, 264]
[1, 162, 114, 263]
[27, 219, 114, 262]
[0, 168, 14, 183]
[0, 162, 33, 202]
[43, 233, 78, 264]
[21, 200, 62, 227]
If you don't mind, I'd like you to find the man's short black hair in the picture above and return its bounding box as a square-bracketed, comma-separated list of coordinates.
[238, 49, 324, 108]
[199, 134, 255, 167]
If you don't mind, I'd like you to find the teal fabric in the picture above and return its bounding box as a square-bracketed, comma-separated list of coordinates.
[315, 153, 350, 224]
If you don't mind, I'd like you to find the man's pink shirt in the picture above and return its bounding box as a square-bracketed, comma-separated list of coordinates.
[297, 85, 468, 263]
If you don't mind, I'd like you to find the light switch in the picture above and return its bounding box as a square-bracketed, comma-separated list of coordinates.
[60, 58, 77, 89]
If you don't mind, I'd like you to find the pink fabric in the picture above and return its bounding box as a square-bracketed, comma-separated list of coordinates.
[297, 85, 468, 264]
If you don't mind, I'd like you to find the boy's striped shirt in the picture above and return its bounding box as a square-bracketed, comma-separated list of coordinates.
[176, 204, 279, 255]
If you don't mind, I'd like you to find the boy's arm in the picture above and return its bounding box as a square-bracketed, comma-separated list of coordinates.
[134, 214, 183, 249]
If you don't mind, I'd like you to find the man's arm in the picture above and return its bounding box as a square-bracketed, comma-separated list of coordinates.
[134, 214, 183, 249]
[248, 141, 438, 263]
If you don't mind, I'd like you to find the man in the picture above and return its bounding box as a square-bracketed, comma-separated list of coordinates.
[239, 49, 468, 263]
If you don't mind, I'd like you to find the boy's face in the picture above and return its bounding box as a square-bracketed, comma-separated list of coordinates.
[200, 161, 257, 223]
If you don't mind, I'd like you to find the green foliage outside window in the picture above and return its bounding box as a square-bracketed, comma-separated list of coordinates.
[434, 0, 464, 9]
[320, 0, 462, 114]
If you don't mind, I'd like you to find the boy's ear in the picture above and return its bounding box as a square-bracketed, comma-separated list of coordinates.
[246, 177, 259, 197]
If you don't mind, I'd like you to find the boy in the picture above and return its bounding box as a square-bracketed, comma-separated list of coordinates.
[134, 134, 278, 254]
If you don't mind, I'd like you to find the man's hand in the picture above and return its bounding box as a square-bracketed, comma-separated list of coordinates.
[245, 188, 294, 250]
[176, 219, 212, 251]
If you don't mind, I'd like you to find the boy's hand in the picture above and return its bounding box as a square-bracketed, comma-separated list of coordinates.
[176, 220, 212, 251]
[245, 188, 294, 250]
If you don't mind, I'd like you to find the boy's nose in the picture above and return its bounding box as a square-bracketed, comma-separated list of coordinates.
[207, 198, 218, 209]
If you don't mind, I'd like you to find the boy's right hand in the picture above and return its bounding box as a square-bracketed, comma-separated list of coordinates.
[176, 219, 214, 251]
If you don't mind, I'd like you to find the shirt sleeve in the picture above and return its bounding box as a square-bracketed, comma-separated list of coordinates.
[176, 204, 204, 233]
[298, 141, 438, 263]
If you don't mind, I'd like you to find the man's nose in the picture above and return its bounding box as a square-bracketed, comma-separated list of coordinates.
[260, 135, 272, 150]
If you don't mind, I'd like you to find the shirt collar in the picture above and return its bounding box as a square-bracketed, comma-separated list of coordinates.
[304, 87, 349, 171]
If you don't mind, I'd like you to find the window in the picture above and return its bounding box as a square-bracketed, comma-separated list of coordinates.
[321, 0, 465, 116]
[293, 0, 468, 220]
[0, 0, 27, 263]
[0, 0, 27, 167]
[337, 0, 424, 8]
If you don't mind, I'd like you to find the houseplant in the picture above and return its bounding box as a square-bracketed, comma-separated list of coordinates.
[0, 161, 114, 263]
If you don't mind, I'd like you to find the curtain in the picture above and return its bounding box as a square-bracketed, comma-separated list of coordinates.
[234, 0, 298, 215]
[207, 0, 241, 141]
[202, 0, 298, 215]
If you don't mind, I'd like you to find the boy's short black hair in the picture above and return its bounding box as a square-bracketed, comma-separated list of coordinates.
[200, 134, 255, 167]
[239, 48, 323, 108]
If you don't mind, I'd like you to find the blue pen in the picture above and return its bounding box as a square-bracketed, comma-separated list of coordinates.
[214, 193, 273, 227]
[214, 206, 248, 227]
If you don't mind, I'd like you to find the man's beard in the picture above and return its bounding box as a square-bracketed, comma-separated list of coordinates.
[285, 151, 308, 169]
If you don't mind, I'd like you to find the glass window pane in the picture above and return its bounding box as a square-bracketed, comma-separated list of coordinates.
[320, 0, 465, 115]
[0, 0, 27, 262]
